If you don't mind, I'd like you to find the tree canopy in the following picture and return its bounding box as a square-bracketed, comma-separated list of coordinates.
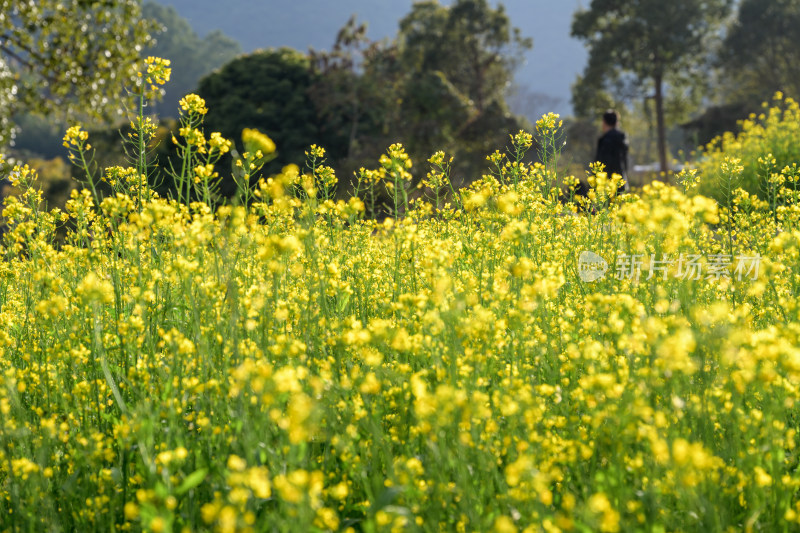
[197, 48, 324, 184]
[0, 0, 154, 146]
[681, 0, 800, 148]
[571, 0, 732, 173]
[394, 0, 532, 182]
[307, 15, 398, 167]
[721, 0, 800, 105]
[399, 0, 531, 114]
[197, 0, 532, 198]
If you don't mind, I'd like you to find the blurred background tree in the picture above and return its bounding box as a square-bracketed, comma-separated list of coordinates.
[0, 0, 154, 147]
[395, 0, 532, 185]
[197, 48, 326, 195]
[678, 0, 800, 163]
[307, 15, 403, 183]
[720, 0, 800, 105]
[398, 0, 530, 116]
[47, 3, 243, 202]
[571, 0, 733, 174]
[197, 0, 533, 201]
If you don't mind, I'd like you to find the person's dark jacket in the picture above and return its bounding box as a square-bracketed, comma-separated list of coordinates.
[595, 128, 629, 192]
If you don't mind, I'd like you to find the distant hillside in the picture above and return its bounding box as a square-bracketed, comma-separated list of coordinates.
[154, 0, 587, 118]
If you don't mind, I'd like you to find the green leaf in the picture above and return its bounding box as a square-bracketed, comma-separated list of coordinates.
[176, 468, 208, 496]
[337, 293, 351, 313]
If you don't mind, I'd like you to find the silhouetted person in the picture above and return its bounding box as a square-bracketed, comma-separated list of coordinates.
[595, 109, 629, 194]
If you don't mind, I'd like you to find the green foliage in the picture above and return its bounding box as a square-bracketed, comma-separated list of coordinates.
[77, 119, 178, 179]
[203, 1, 532, 205]
[395, 0, 531, 182]
[312, 0, 532, 193]
[142, 1, 242, 118]
[686, 0, 800, 161]
[197, 48, 325, 189]
[307, 16, 400, 171]
[571, 0, 731, 100]
[0, 0, 154, 146]
[720, 0, 800, 105]
[7, 2, 240, 162]
[697, 93, 800, 202]
[398, 0, 531, 114]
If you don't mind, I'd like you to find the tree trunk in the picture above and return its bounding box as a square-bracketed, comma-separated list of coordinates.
[654, 71, 668, 176]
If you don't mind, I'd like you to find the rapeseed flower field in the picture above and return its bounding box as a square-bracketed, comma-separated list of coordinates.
[1, 58, 800, 533]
